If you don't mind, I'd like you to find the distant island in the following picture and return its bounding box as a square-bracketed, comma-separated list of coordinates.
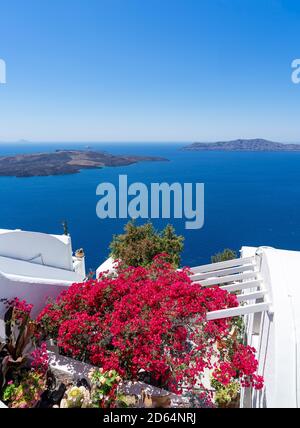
[0, 150, 168, 177]
[182, 139, 300, 152]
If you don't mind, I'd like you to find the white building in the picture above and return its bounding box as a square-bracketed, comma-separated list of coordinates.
[0, 228, 86, 318]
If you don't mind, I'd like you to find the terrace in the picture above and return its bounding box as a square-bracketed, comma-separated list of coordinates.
[189, 246, 300, 407]
[0, 228, 299, 408]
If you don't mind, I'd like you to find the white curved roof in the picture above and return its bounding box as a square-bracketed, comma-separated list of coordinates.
[0, 255, 81, 284]
[0, 229, 73, 271]
[0, 228, 86, 319]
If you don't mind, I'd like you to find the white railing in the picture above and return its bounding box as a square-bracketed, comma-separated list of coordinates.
[190, 256, 255, 274]
[189, 256, 270, 321]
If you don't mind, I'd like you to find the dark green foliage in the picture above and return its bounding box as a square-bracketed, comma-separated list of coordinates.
[109, 221, 184, 268]
[211, 248, 237, 264]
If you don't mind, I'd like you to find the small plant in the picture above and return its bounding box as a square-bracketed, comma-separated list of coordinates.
[109, 221, 184, 267]
[57, 370, 126, 408]
[2, 370, 46, 408]
[62, 220, 69, 236]
[211, 248, 237, 263]
[0, 298, 36, 392]
[60, 385, 91, 408]
[0, 298, 49, 407]
[211, 378, 240, 408]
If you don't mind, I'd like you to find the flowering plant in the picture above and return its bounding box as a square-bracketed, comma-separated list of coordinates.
[37, 255, 262, 397]
[0, 298, 47, 392]
[211, 377, 240, 408]
[212, 339, 264, 391]
[2, 370, 46, 408]
[60, 385, 92, 408]
[0, 298, 49, 407]
[30, 342, 49, 376]
[88, 368, 125, 408]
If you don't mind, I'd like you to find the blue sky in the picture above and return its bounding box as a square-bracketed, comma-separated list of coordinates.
[0, 0, 300, 142]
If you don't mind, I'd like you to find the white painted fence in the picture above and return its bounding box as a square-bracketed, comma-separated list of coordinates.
[190, 247, 300, 408]
[190, 256, 270, 321]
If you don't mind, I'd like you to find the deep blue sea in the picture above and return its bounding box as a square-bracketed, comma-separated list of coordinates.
[1, 142, 300, 272]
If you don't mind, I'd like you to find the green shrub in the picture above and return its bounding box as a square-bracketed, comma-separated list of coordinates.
[109, 221, 184, 268]
[211, 248, 237, 264]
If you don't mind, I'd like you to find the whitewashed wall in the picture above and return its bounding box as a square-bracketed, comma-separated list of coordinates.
[240, 246, 300, 408]
[0, 229, 86, 319]
[0, 271, 71, 318]
[0, 229, 74, 271]
[96, 257, 116, 278]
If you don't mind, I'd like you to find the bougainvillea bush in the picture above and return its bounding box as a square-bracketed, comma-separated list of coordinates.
[37, 255, 263, 397]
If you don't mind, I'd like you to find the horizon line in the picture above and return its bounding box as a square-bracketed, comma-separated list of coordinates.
[0, 138, 300, 145]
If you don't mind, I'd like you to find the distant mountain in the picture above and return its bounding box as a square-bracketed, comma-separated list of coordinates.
[182, 139, 300, 152]
[0, 150, 168, 177]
